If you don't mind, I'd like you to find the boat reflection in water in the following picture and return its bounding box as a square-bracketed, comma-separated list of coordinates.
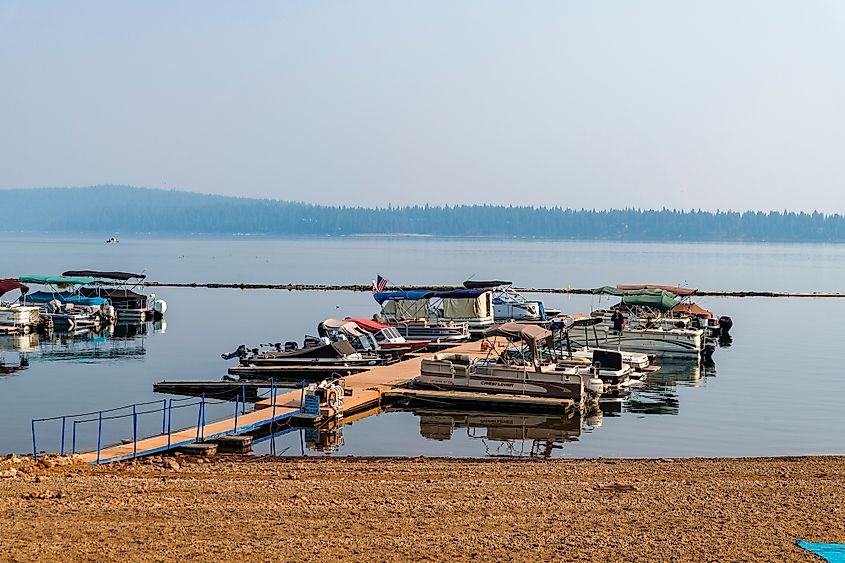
[0, 320, 166, 366]
[0, 333, 38, 376]
[604, 360, 713, 417]
[403, 407, 584, 458]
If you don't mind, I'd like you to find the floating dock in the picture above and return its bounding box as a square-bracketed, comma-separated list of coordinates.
[80, 341, 486, 463]
[227, 364, 373, 379]
[384, 388, 576, 413]
[80, 338, 588, 463]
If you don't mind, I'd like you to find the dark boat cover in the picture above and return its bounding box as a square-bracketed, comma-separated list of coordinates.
[0, 279, 28, 297]
[263, 340, 358, 360]
[62, 270, 146, 281]
[463, 280, 512, 289]
[79, 287, 147, 310]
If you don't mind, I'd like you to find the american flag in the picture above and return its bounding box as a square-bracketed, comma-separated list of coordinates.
[372, 274, 389, 293]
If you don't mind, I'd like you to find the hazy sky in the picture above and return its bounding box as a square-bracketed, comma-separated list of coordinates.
[2, 1, 845, 211]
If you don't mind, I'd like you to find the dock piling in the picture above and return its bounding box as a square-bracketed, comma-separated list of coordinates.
[166, 399, 172, 449]
[60, 416, 66, 456]
[234, 394, 239, 431]
[96, 411, 103, 464]
[31, 420, 37, 461]
[132, 404, 137, 458]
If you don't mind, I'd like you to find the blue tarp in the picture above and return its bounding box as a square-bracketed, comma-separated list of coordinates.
[374, 289, 487, 304]
[24, 291, 109, 307]
[373, 291, 435, 304]
[797, 540, 845, 562]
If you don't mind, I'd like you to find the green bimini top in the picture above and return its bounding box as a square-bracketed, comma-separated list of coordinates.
[591, 286, 681, 312]
[19, 275, 97, 285]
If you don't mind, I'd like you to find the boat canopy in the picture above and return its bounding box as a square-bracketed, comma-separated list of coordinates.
[62, 270, 146, 281]
[670, 302, 713, 319]
[462, 280, 512, 290]
[435, 289, 487, 300]
[592, 286, 680, 312]
[24, 291, 109, 307]
[19, 275, 96, 285]
[374, 289, 488, 304]
[373, 290, 434, 304]
[0, 280, 29, 297]
[483, 322, 555, 370]
[483, 322, 553, 346]
[616, 284, 698, 297]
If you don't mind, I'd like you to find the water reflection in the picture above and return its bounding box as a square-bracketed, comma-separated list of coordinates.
[398, 407, 583, 458]
[0, 321, 166, 367]
[624, 361, 712, 416]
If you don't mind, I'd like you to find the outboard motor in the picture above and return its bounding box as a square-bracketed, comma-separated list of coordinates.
[718, 315, 733, 335]
[221, 344, 249, 360]
[47, 299, 62, 314]
[153, 299, 167, 319]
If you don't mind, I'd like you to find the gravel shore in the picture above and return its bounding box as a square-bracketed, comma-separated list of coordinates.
[1, 454, 843, 561]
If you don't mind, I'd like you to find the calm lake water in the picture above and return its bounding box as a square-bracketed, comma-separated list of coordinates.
[1, 234, 843, 458]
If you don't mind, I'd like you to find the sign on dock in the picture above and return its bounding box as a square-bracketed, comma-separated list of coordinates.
[303, 394, 321, 416]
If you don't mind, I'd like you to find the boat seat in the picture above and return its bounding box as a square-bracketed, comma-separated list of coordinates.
[429, 353, 473, 364]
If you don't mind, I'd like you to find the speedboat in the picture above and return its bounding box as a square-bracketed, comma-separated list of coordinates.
[321, 318, 430, 356]
[225, 336, 383, 368]
[415, 323, 603, 406]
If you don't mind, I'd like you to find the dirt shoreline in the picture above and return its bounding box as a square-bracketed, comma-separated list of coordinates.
[1, 454, 843, 561]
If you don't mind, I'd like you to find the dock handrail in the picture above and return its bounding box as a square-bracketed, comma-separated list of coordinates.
[30, 386, 263, 462]
[30, 381, 307, 463]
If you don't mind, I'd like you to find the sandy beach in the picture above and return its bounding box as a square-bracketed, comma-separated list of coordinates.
[0, 454, 843, 561]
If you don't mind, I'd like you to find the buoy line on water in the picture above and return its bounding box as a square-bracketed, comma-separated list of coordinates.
[90, 281, 845, 298]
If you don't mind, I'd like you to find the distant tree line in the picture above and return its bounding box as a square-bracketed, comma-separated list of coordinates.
[2, 185, 844, 242]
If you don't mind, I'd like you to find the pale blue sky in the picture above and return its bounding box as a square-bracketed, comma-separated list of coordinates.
[1, 1, 845, 211]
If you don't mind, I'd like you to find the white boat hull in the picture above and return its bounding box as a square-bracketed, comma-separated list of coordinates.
[568, 326, 703, 358]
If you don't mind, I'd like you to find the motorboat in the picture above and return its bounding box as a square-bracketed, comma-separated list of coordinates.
[549, 316, 654, 373]
[18, 275, 116, 331]
[373, 290, 475, 342]
[321, 318, 430, 356]
[574, 286, 713, 359]
[463, 280, 559, 322]
[375, 288, 494, 334]
[224, 336, 384, 368]
[615, 284, 733, 338]
[0, 280, 41, 332]
[65, 270, 167, 323]
[415, 323, 603, 405]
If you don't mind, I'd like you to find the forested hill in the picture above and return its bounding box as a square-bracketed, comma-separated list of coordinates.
[1, 185, 844, 242]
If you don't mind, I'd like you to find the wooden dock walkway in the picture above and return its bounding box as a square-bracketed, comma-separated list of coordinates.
[80, 341, 484, 463]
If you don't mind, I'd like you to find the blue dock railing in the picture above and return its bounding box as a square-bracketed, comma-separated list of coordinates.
[30, 381, 305, 463]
